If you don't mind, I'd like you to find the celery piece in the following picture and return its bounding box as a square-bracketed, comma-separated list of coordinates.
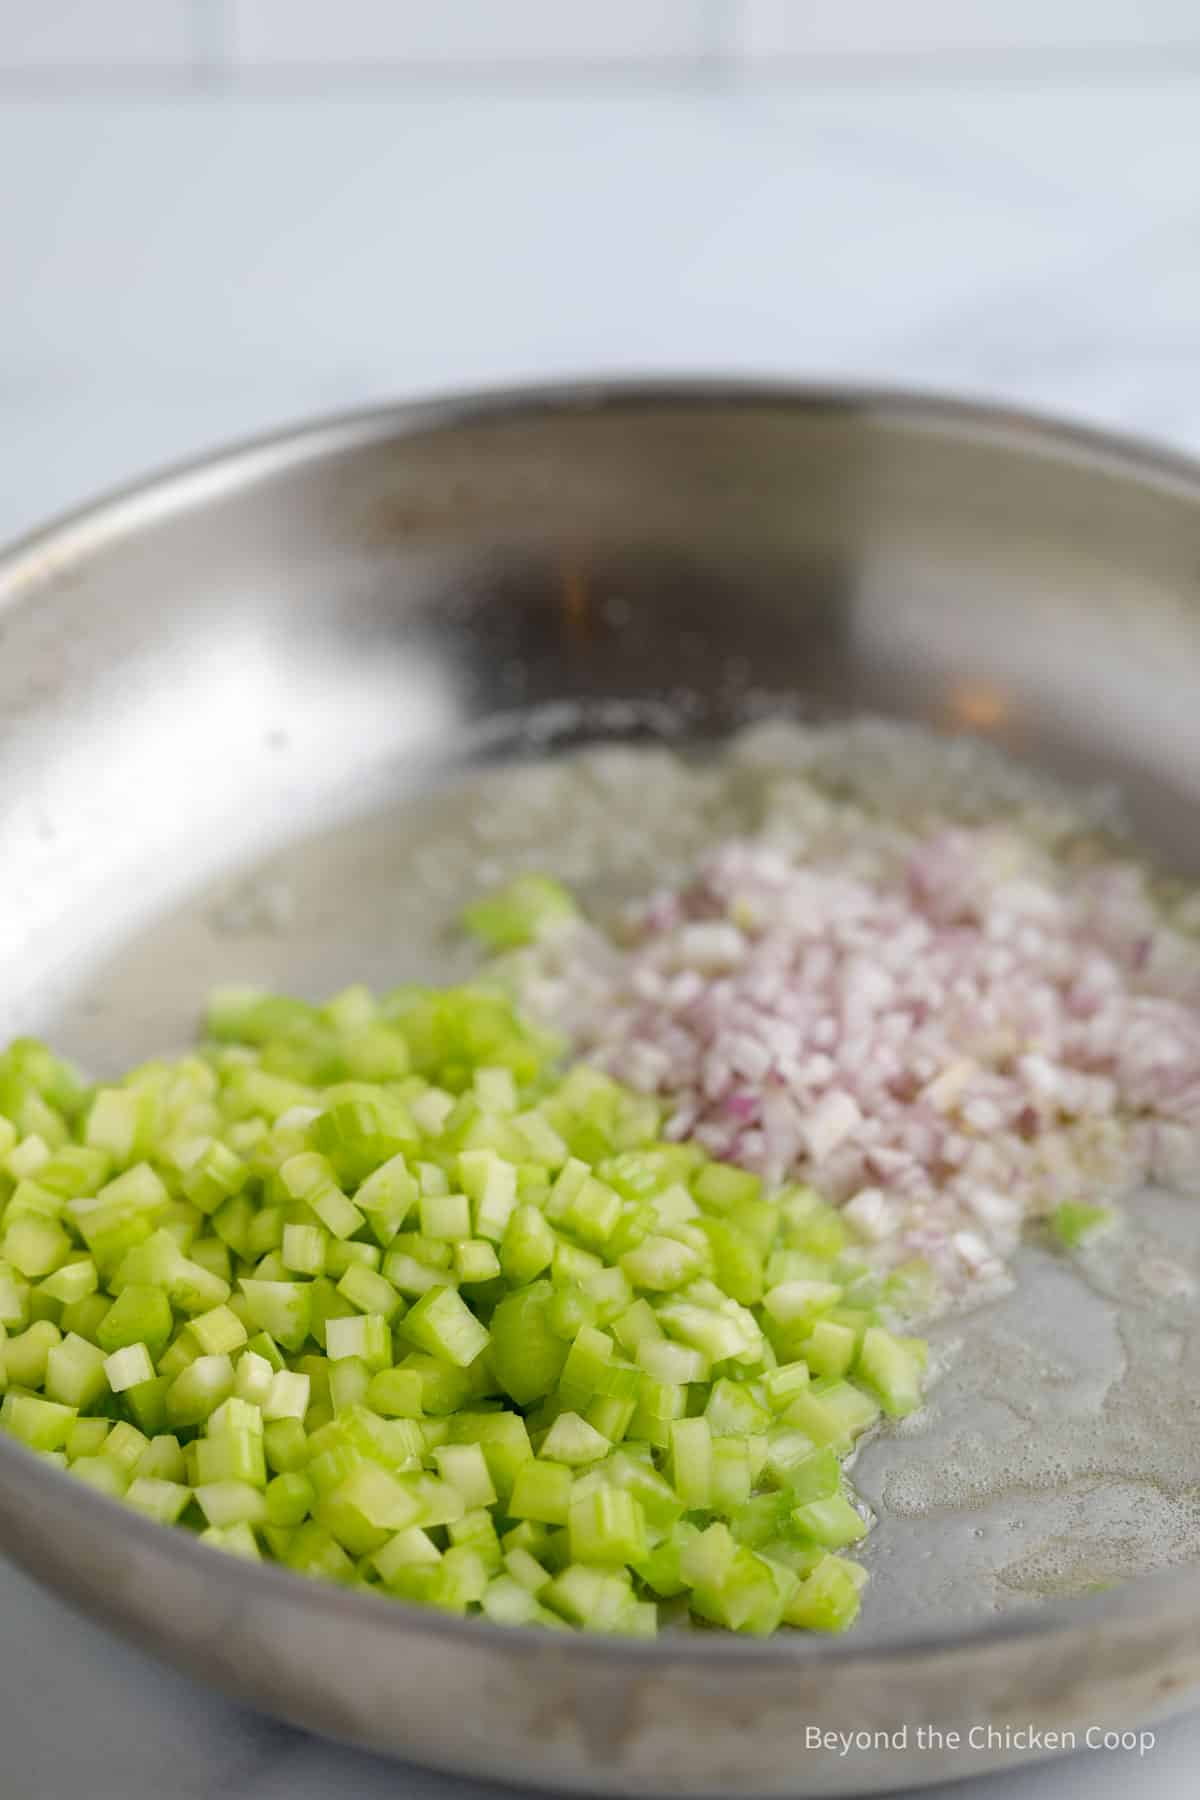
[355, 1153, 419, 1238]
[693, 1164, 763, 1215]
[802, 1319, 858, 1380]
[263, 1417, 309, 1475]
[813, 1379, 881, 1441]
[194, 1480, 268, 1528]
[4, 1216, 73, 1280]
[5, 1320, 62, 1387]
[778, 1445, 841, 1504]
[568, 1487, 646, 1568]
[419, 1191, 471, 1242]
[66, 1417, 112, 1461]
[234, 1349, 275, 1407]
[39, 1260, 99, 1307]
[401, 1287, 489, 1370]
[2, 1392, 76, 1452]
[103, 1420, 150, 1474]
[136, 1435, 185, 1483]
[96, 1284, 173, 1357]
[104, 1343, 156, 1394]
[670, 1417, 713, 1510]
[509, 1460, 574, 1526]
[461, 874, 577, 950]
[543, 1563, 636, 1633]
[165, 1353, 236, 1427]
[336, 1264, 402, 1322]
[373, 1525, 442, 1587]
[238, 1280, 311, 1352]
[45, 1333, 109, 1409]
[188, 1304, 248, 1358]
[71, 1454, 126, 1497]
[366, 1368, 423, 1419]
[620, 1235, 703, 1294]
[453, 1239, 501, 1285]
[262, 1370, 310, 1422]
[856, 1327, 924, 1419]
[433, 1443, 497, 1509]
[459, 1149, 518, 1243]
[782, 1554, 864, 1632]
[541, 1411, 610, 1468]
[262, 1471, 314, 1526]
[791, 1494, 869, 1550]
[125, 1478, 192, 1525]
[489, 1287, 566, 1405]
[1052, 1202, 1117, 1249]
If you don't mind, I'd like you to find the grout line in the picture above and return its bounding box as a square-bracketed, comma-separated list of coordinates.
[191, 0, 232, 89]
[6, 43, 1200, 100]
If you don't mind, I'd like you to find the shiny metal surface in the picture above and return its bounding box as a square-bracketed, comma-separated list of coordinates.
[3, 382, 1200, 1795]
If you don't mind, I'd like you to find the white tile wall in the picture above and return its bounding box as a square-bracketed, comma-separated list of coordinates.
[0, 0, 197, 70]
[738, 0, 1200, 58]
[2, 0, 1198, 80]
[231, 0, 722, 67]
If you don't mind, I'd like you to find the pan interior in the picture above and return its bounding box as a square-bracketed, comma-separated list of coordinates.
[34, 717, 1200, 1649]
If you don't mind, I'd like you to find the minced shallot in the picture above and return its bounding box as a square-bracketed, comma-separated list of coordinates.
[508, 812, 1200, 1304]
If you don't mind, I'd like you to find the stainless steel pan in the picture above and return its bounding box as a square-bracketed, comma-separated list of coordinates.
[3, 382, 1200, 1796]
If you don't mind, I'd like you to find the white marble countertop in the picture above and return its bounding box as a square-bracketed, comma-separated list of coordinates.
[4, 73, 1200, 1799]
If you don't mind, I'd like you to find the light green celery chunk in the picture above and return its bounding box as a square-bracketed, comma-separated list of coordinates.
[38, 1260, 98, 1306]
[791, 1493, 869, 1549]
[433, 1443, 497, 1508]
[855, 1328, 925, 1419]
[66, 1417, 112, 1461]
[461, 874, 578, 950]
[45, 1333, 109, 1408]
[509, 1460, 573, 1526]
[402, 1287, 489, 1369]
[782, 1553, 865, 1632]
[104, 1343, 156, 1394]
[3, 1215, 72, 1279]
[194, 1480, 268, 1528]
[165, 1353, 236, 1427]
[1052, 1202, 1116, 1248]
[325, 1314, 393, 1372]
[126, 1478, 191, 1524]
[5, 1320, 62, 1387]
[541, 1411, 611, 1467]
[2, 1392, 76, 1451]
[670, 1417, 713, 1509]
[262, 1369, 310, 1422]
[188, 1304, 248, 1357]
[96, 1284, 173, 1356]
